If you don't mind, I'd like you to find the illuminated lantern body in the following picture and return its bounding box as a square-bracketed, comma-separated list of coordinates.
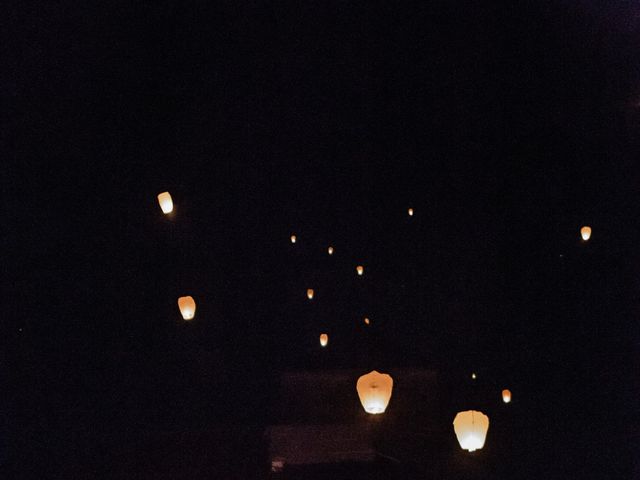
[290, 235, 297, 244]
[356, 370, 393, 414]
[356, 265, 364, 276]
[319, 333, 328, 347]
[307, 289, 314, 300]
[408, 208, 414, 216]
[364, 317, 370, 325]
[581, 226, 592, 241]
[453, 410, 489, 452]
[157, 192, 173, 214]
[178, 296, 196, 320]
[471, 372, 477, 380]
[502, 389, 511, 403]
[328, 246, 334, 255]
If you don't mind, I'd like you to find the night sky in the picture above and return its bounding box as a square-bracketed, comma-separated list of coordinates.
[4, 1, 640, 478]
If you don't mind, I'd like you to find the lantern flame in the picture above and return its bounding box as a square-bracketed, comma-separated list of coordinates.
[177, 296, 196, 320]
[157, 192, 173, 214]
[453, 410, 489, 452]
[356, 370, 393, 414]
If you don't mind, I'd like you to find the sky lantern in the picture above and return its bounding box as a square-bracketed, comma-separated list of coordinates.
[328, 246, 334, 255]
[453, 410, 490, 452]
[356, 370, 393, 414]
[364, 317, 370, 325]
[408, 207, 414, 216]
[307, 289, 314, 300]
[157, 192, 173, 214]
[319, 333, 328, 347]
[502, 389, 512, 403]
[290, 234, 297, 244]
[177, 296, 196, 320]
[580, 226, 592, 241]
[471, 372, 477, 380]
[356, 265, 364, 276]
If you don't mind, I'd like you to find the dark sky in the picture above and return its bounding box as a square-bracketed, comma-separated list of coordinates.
[3, 1, 639, 477]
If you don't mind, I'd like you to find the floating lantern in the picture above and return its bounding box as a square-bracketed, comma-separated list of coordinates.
[307, 289, 314, 300]
[471, 372, 477, 380]
[502, 389, 511, 403]
[364, 317, 370, 325]
[453, 410, 490, 452]
[356, 370, 393, 414]
[290, 235, 297, 244]
[356, 265, 364, 276]
[319, 333, 328, 347]
[177, 296, 196, 320]
[408, 207, 414, 216]
[580, 226, 592, 241]
[328, 246, 334, 255]
[157, 192, 173, 214]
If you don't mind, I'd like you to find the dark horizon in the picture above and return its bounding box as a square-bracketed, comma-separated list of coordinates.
[3, 1, 639, 478]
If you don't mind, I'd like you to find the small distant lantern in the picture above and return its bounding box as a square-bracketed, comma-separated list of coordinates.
[356, 265, 364, 276]
[408, 207, 414, 216]
[580, 226, 591, 241]
[356, 370, 393, 414]
[290, 235, 297, 244]
[502, 389, 511, 403]
[178, 296, 196, 320]
[319, 333, 328, 347]
[328, 246, 334, 255]
[471, 372, 477, 380]
[307, 289, 314, 300]
[453, 410, 490, 452]
[364, 317, 370, 325]
[157, 192, 173, 214]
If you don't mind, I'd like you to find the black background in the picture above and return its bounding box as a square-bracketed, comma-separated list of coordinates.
[3, 1, 639, 478]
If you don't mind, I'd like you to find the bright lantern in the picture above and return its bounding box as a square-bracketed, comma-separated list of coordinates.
[290, 235, 297, 244]
[580, 226, 591, 241]
[356, 370, 393, 414]
[356, 265, 364, 276]
[328, 246, 334, 255]
[408, 208, 414, 216]
[364, 317, 370, 325]
[307, 289, 314, 300]
[319, 333, 328, 347]
[157, 192, 173, 214]
[178, 296, 196, 320]
[502, 389, 511, 403]
[453, 410, 489, 452]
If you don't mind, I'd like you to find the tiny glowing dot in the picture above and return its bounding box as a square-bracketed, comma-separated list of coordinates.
[364, 317, 370, 325]
[408, 207, 414, 216]
[471, 373, 477, 380]
[290, 235, 296, 244]
[328, 246, 334, 255]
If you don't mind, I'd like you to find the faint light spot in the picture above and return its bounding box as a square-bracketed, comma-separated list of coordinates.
[471, 372, 477, 380]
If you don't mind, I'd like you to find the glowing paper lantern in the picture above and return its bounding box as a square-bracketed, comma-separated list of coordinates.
[356, 265, 364, 276]
[471, 372, 477, 380]
[328, 246, 334, 255]
[307, 289, 314, 300]
[502, 389, 511, 403]
[177, 296, 196, 320]
[580, 226, 592, 241]
[319, 333, 328, 347]
[364, 317, 370, 325]
[356, 370, 393, 414]
[453, 410, 489, 452]
[290, 235, 297, 244]
[157, 192, 173, 214]
[408, 208, 414, 216]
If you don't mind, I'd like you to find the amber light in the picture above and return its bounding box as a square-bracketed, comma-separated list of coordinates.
[453, 410, 489, 452]
[157, 192, 173, 214]
[178, 296, 196, 320]
[356, 370, 393, 414]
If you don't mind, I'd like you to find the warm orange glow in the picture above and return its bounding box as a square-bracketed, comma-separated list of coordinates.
[356, 265, 364, 276]
[356, 370, 393, 414]
[178, 296, 196, 320]
[502, 389, 511, 403]
[307, 289, 314, 300]
[453, 410, 489, 452]
[364, 317, 370, 325]
[581, 226, 592, 241]
[157, 192, 173, 214]
[290, 235, 297, 244]
[319, 333, 328, 347]
[328, 246, 334, 255]
[408, 207, 414, 216]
